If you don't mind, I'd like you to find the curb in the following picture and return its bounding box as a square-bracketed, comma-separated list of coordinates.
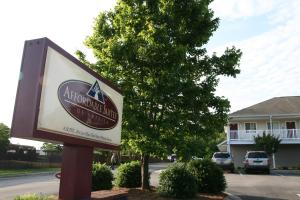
[272, 170, 300, 175]
[0, 171, 58, 180]
[224, 192, 242, 200]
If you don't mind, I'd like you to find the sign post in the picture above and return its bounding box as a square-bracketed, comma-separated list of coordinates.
[59, 144, 93, 200]
[11, 38, 123, 200]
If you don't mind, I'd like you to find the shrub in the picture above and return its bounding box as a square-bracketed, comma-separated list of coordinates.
[157, 163, 197, 199]
[114, 161, 141, 188]
[188, 159, 226, 193]
[92, 163, 113, 191]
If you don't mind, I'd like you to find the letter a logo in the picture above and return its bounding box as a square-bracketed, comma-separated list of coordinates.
[87, 81, 105, 104]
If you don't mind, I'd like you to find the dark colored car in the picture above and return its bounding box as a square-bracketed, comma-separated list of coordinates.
[212, 152, 235, 173]
[244, 151, 270, 174]
[167, 154, 177, 162]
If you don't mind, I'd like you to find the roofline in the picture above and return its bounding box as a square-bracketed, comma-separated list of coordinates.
[229, 113, 300, 118]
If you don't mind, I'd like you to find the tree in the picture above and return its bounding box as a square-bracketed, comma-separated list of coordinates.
[172, 132, 226, 161]
[80, 0, 242, 189]
[41, 142, 62, 152]
[254, 132, 281, 168]
[254, 132, 281, 155]
[0, 123, 10, 159]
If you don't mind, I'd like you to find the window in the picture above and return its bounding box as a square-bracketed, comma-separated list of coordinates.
[245, 122, 256, 133]
[229, 123, 238, 139]
[213, 152, 231, 158]
[286, 122, 296, 138]
[247, 152, 268, 158]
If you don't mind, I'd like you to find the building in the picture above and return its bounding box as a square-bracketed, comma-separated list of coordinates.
[224, 96, 300, 168]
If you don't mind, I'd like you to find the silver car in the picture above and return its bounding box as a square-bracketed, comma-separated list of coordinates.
[244, 151, 270, 174]
[212, 152, 235, 173]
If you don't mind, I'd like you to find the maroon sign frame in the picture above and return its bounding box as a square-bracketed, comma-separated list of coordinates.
[11, 37, 122, 150]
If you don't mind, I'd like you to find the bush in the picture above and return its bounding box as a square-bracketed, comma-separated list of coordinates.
[114, 161, 141, 188]
[92, 163, 113, 191]
[188, 159, 226, 193]
[157, 163, 197, 199]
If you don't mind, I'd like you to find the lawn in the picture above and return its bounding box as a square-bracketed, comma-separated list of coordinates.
[0, 168, 60, 177]
[13, 188, 226, 200]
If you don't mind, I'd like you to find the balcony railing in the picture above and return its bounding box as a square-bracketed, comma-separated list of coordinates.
[229, 129, 300, 141]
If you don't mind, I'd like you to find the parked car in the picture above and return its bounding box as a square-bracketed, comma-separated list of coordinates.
[212, 152, 235, 173]
[167, 154, 177, 162]
[191, 156, 202, 160]
[243, 151, 270, 174]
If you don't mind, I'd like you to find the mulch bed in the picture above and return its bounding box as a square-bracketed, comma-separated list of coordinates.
[91, 187, 227, 200]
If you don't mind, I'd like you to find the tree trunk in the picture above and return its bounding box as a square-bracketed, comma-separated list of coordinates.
[272, 153, 276, 169]
[141, 154, 150, 190]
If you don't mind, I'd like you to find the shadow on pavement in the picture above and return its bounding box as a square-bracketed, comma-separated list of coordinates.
[238, 195, 287, 200]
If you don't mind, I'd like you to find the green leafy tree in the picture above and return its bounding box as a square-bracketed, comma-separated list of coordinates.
[80, 0, 242, 189]
[174, 132, 226, 161]
[254, 132, 281, 155]
[254, 132, 281, 168]
[41, 143, 62, 152]
[0, 123, 10, 158]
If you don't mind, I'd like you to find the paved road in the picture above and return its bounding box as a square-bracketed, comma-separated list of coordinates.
[0, 173, 59, 200]
[0, 162, 171, 200]
[226, 171, 300, 200]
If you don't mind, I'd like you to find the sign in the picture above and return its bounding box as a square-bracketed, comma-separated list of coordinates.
[11, 38, 123, 150]
[57, 80, 119, 130]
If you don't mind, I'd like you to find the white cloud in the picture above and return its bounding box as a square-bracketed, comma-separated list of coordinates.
[215, 0, 300, 112]
[268, 0, 300, 25]
[210, 0, 278, 21]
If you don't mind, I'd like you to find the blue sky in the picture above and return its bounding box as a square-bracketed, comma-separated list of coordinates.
[209, 15, 271, 48]
[0, 0, 299, 148]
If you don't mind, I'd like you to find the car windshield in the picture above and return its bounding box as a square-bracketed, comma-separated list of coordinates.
[214, 153, 230, 158]
[247, 152, 268, 158]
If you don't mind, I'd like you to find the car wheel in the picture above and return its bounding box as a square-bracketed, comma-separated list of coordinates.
[266, 169, 270, 174]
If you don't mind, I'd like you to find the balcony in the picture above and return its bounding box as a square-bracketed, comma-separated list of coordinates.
[229, 129, 300, 144]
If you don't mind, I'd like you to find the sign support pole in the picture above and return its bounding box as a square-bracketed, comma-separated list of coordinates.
[59, 144, 93, 200]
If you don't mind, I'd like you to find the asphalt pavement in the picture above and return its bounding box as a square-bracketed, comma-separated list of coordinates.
[0, 173, 59, 200]
[226, 170, 300, 200]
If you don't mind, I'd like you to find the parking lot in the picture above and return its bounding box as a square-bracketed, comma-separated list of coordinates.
[226, 170, 300, 200]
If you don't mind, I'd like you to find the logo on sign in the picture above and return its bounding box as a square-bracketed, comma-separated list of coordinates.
[57, 80, 119, 130]
[87, 81, 105, 104]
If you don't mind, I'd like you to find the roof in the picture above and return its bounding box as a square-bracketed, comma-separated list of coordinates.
[230, 96, 300, 117]
[8, 143, 36, 150]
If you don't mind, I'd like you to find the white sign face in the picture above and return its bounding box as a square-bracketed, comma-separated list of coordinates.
[37, 47, 123, 146]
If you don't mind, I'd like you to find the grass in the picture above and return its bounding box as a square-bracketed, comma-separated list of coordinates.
[14, 194, 56, 200]
[0, 168, 60, 177]
[14, 188, 226, 200]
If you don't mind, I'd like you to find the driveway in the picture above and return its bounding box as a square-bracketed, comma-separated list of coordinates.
[226, 170, 300, 200]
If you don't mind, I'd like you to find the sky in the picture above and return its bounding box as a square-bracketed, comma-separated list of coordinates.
[0, 0, 299, 149]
